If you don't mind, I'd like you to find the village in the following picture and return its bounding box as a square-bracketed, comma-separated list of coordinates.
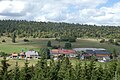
[10, 47, 112, 62]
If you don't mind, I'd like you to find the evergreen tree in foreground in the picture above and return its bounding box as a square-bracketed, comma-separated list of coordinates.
[12, 62, 20, 80]
[0, 56, 10, 80]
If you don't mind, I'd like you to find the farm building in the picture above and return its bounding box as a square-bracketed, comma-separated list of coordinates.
[73, 48, 111, 62]
[19, 52, 25, 58]
[25, 50, 39, 59]
[50, 49, 77, 59]
[11, 53, 18, 59]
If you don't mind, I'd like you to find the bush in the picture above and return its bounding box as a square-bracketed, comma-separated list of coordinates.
[2, 39, 6, 42]
[58, 36, 77, 42]
[23, 39, 29, 42]
[108, 39, 114, 43]
[47, 40, 52, 47]
[99, 39, 105, 43]
[64, 42, 72, 49]
[114, 41, 120, 46]
[68, 37, 76, 42]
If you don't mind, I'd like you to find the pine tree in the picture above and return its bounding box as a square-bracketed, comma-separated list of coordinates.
[12, 62, 20, 80]
[112, 49, 117, 60]
[80, 62, 87, 80]
[47, 40, 52, 47]
[20, 60, 32, 80]
[58, 57, 74, 80]
[33, 50, 49, 80]
[95, 64, 104, 80]
[116, 60, 120, 80]
[47, 59, 60, 80]
[0, 56, 10, 80]
[74, 61, 83, 80]
[86, 61, 96, 80]
[12, 32, 16, 43]
[102, 64, 111, 80]
[108, 61, 117, 80]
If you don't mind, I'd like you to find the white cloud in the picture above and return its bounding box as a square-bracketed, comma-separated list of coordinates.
[0, 0, 120, 25]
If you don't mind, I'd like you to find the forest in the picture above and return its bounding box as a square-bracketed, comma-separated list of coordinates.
[0, 20, 120, 39]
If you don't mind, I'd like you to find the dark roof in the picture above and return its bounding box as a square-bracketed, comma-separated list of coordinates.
[94, 50, 111, 54]
[85, 50, 95, 54]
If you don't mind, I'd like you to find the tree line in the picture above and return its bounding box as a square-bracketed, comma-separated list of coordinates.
[0, 50, 120, 80]
[0, 20, 120, 39]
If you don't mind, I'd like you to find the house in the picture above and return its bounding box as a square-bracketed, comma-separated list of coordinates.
[11, 53, 18, 59]
[50, 49, 77, 59]
[19, 52, 25, 58]
[94, 50, 111, 62]
[80, 50, 94, 60]
[73, 48, 111, 61]
[25, 50, 39, 59]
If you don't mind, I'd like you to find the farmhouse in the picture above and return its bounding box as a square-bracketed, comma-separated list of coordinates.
[25, 50, 39, 59]
[19, 52, 25, 58]
[11, 53, 18, 59]
[50, 49, 77, 59]
[94, 50, 111, 62]
[73, 48, 111, 62]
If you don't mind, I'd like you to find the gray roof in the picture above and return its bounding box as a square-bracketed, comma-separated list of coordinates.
[73, 48, 106, 51]
[94, 50, 111, 54]
[25, 51, 39, 56]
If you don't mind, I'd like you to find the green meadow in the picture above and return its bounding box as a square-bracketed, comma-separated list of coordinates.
[0, 37, 120, 53]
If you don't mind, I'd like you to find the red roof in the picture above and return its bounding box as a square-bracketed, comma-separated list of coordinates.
[51, 49, 76, 54]
[12, 53, 18, 56]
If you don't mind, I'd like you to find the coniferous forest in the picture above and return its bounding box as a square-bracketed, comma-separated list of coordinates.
[0, 20, 120, 39]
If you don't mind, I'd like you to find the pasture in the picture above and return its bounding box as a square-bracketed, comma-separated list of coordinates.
[0, 37, 120, 54]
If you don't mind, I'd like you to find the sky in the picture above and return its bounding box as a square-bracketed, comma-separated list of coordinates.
[0, 0, 120, 26]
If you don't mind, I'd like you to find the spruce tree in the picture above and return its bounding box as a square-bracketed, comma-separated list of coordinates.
[20, 60, 32, 80]
[12, 32, 16, 43]
[47, 40, 52, 47]
[12, 62, 20, 80]
[112, 49, 117, 60]
[58, 57, 74, 80]
[0, 56, 10, 80]
[74, 61, 83, 80]
[108, 61, 117, 80]
[33, 50, 48, 80]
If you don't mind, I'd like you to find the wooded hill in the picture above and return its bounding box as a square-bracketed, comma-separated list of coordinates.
[0, 20, 120, 38]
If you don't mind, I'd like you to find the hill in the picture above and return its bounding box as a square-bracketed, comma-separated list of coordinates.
[0, 20, 120, 39]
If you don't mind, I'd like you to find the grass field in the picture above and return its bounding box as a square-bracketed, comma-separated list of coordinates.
[0, 37, 120, 54]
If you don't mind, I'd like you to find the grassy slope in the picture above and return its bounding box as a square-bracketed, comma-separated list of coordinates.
[0, 37, 120, 53]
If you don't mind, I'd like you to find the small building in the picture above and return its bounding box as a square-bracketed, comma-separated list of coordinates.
[11, 53, 18, 59]
[25, 50, 39, 59]
[19, 52, 25, 58]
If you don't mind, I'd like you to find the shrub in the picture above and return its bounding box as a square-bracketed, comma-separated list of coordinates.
[23, 39, 29, 42]
[2, 39, 6, 42]
[47, 40, 52, 47]
[64, 42, 72, 49]
[100, 39, 105, 43]
[108, 39, 114, 43]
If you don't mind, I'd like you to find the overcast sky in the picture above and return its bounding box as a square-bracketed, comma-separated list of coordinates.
[0, 0, 120, 25]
